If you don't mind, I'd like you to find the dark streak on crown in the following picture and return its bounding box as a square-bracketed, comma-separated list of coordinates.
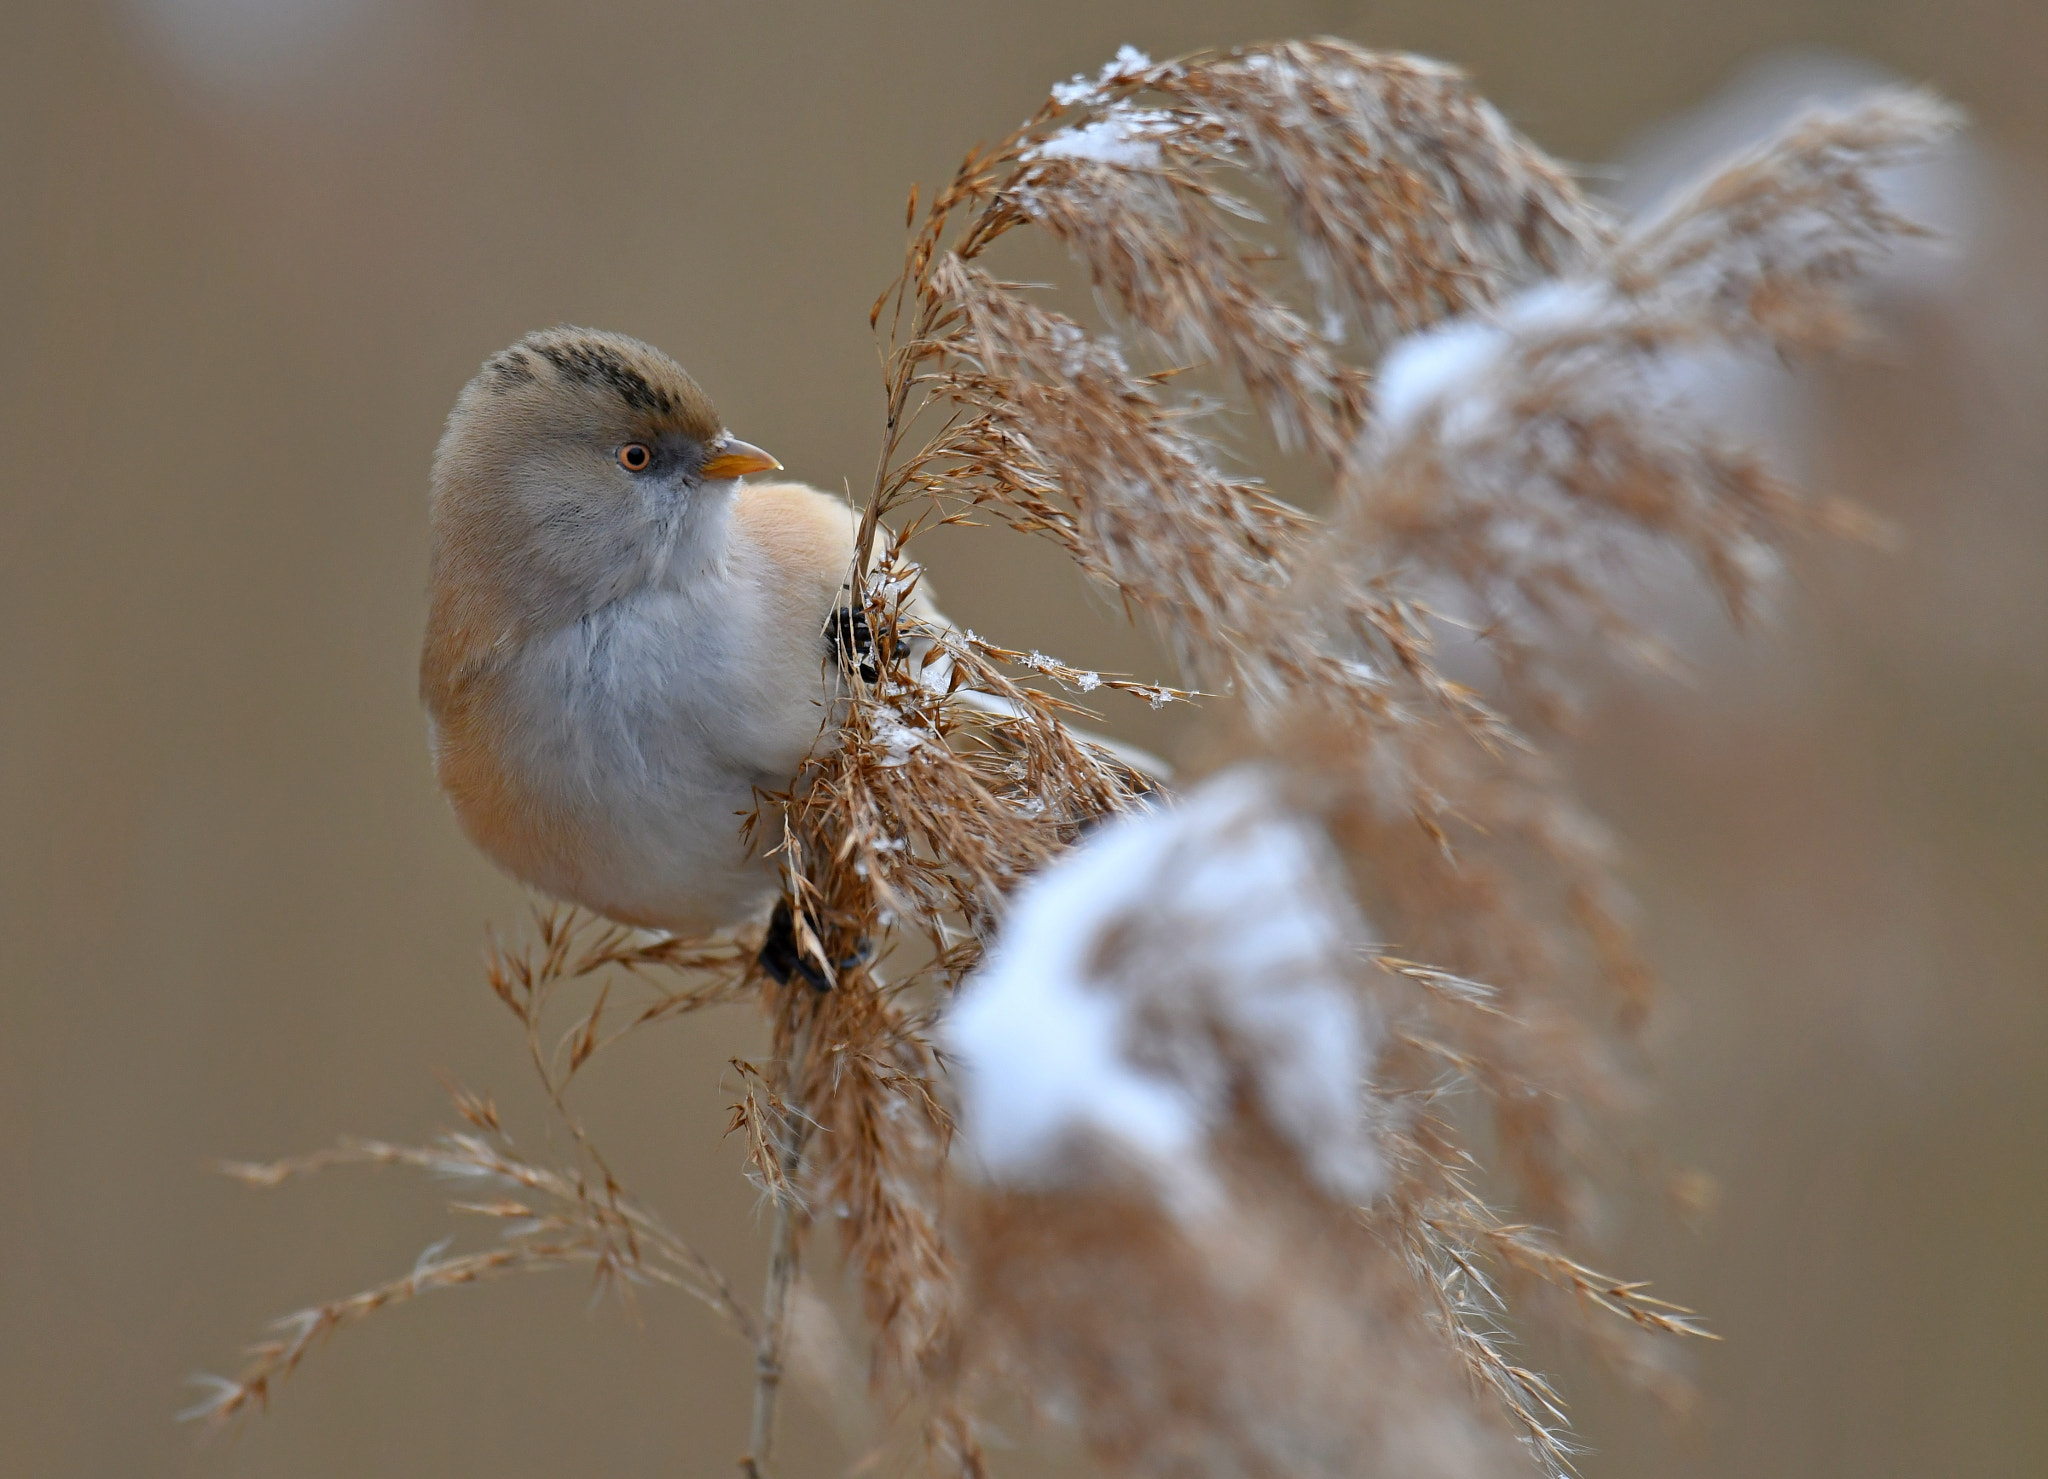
[486, 349, 537, 390]
[536, 340, 677, 416]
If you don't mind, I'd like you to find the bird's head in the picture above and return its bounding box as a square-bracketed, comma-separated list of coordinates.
[429, 327, 780, 632]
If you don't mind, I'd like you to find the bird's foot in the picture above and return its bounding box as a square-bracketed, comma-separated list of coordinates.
[759, 898, 871, 992]
[826, 604, 879, 684]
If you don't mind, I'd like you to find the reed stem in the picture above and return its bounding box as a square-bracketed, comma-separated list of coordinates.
[740, 1011, 815, 1479]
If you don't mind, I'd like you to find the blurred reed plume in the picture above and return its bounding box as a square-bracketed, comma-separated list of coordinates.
[197, 39, 1957, 1479]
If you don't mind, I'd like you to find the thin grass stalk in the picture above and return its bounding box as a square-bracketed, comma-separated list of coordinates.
[742, 1006, 818, 1479]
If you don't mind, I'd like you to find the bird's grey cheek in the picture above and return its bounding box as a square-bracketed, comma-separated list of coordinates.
[619, 476, 685, 553]
[651, 473, 701, 519]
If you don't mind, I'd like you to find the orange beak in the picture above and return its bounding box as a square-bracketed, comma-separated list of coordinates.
[700, 437, 782, 481]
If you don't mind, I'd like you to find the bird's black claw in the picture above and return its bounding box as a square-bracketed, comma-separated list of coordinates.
[760, 898, 833, 992]
[826, 605, 879, 684]
[759, 899, 873, 993]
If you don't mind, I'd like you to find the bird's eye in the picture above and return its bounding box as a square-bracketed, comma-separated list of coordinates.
[617, 443, 652, 472]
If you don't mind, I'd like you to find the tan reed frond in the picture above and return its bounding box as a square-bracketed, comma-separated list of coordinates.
[1005, 42, 1608, 456]
[195, 909, 763, 1435]
[193, 1116, 754, 1430]
[1345, 88, 1963, 707]
[1394, 1200, 1583, 1479]
[1614, 88, 1964, 349]
[805, 45, 1953, 1477]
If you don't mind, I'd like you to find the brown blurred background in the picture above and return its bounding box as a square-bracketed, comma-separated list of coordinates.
[4, 1, 2044, 1475]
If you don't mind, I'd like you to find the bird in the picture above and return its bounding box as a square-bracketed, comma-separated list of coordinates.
[420, 327, 883, 952]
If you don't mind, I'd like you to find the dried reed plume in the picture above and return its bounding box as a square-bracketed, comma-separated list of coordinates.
[197, 39, 1957, 1479]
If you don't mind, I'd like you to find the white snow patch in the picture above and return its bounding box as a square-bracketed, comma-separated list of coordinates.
[1373, 318, 1511, 444]
[943, 767, 1383, 1210]
[946, 951, 1205, 1183]
[1373, 280, 1620, 446]
[1050, 44, 1153, 107]
[1019, 650, 1100, 690]
[1028, 106, 1177, 169]
[870, 706, 930, 768]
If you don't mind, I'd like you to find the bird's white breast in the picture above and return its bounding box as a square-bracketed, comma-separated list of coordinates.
[484, 552, 839, 933]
